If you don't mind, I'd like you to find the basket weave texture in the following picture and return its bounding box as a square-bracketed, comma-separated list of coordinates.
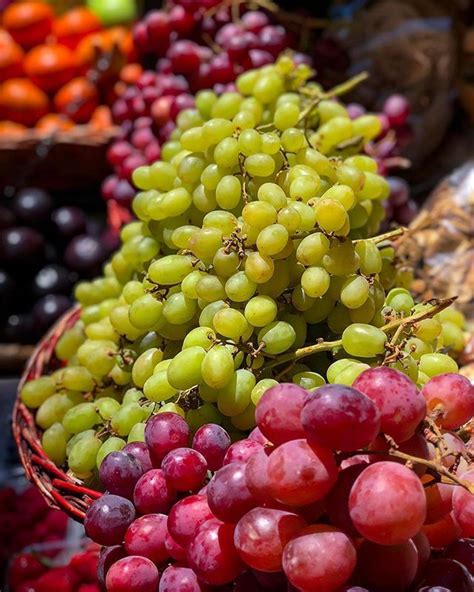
[12, 307, 102, 522]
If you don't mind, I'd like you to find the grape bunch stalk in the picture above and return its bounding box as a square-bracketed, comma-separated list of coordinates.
[20, 56, 467, 486]
[85, 365, 474, 591]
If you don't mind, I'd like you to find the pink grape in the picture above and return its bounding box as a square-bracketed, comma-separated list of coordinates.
[248, 426, 271, 445]
[164, 529, 186, 561]
[301, 384, 381, 451]
[234, 507, 306, 572]
[425, 482, 455, 524]
[124, 514, 169, 564]
[267, 439, 337, 506]
[222, 439, 263, 465]
[422, 373, 474, 430]
[282, 526, 356, 591]
[422, 512, 463, 549]
[123, 442, 153, 473]
[325, 464, 366, 536]
[192, 424, 231, 471]
[383, 94, 411, 127]
[97, 546, 127, 588]
[105, 556, 159, 592]
[99, 451, 144, 500]
[355, 539, 418, 592]
[349, 462, 426, 545]
[133, 469, 175, 515]
[452, 469, 474, 537]
[162, 447, 208, 491]
[84, 494, 135, 546]
[207, 462, 257, 523]
[144, 412, 189, 465]
[245, 447, 272, 503]
[167, 494, 214, 547]
[159, 566, 205, 592]
[255, 383, 307, 445]
[353, 367, 426, 443]
[187, 519, 243, 585]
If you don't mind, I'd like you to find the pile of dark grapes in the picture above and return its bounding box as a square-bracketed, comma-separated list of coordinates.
[0, 188, 113, 344]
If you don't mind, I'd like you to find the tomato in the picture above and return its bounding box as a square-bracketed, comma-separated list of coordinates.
[24, 44, 77, 93]
[0, 78, 49, 126]
[52, 7, 102, 49]
[76, 26, 136, 71]
[0, 121, 27, 137]
[2, 2, 54, 49]
[0, 29, 24, 82]
[54, 77, 99, 123]
[119, 62, 143, 85]
[89, 105, 113, 129]
[36, 113, 75, 133]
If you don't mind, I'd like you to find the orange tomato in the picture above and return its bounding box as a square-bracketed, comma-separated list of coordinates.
[54, 77, 99, 123]
[52, 7, 102, 50]
[120, 63, 143, 85]
[2, 2, 54, 49]
[76, 27, 136, 71]
[0, 78, 49, 126]
[89, 105, 112, 129]
[36, 113, 75, 132]
[0, 29, 24, 82]
[0, 120, 27, 137]
[24, 43, 77, 93]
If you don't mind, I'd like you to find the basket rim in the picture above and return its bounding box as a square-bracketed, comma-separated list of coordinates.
[0, 125, 119, 150]
[12, 306, 102, 523]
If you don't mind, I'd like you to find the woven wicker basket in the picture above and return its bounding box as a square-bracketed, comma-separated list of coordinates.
[12, 307, 102, 522]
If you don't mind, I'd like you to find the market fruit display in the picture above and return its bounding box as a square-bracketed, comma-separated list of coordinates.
[18, 56, 468, 478]
[0, 187, 113, 343]
[0, 2, 134, 130]
[84, 369, 474, 591]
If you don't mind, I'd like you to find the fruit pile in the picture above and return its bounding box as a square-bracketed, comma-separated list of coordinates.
[85, 367, 474, 591]
[101, 1, 310, 209]
[0, 187, 113, 344]
[19, 56, 467, 475]
[0, 2, 134, 132]
[0, 485, 68, 569]
[8, 543, 100, 592]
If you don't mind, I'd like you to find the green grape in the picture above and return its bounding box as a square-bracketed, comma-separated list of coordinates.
[150, 161, 177, 191]
[181, 327, 214, 350]
[257, 182, 287, 210]
[217, 369, 256, 416]
[404, 337, 432, 360]
[110, 306, 143, 341]
[111, 403, 147, 436]
[296, 233, 329, 266]
[167, 346, 206, 390]
[189, 227, 222, 263]
[340, 275, 370, 309]
[62, 402, 100, 434]
[69, 434, 102, 476]
[225, 271, 257, 302]
[256, 224, 289, 256]
[195, 275, 226, 303]
[214, 137, 239, 168]
[163, 292, 197, 324]
[186, 402, 222, 432]
[391, 354, 418, 382]
[258, 321, 296, 354]
[245, 153, 276, 177]
[182, 270, 206, 299]
[441, 320, 464, 351]
[323, 241, 360, 276]
[213, 248, 241, 279]
[96, 437, 126, 468]
[85, 318, 118, 342]
[274, 102, 300, 130]
[144, 370, 177, 402]
[321, 185, 355, 211]
[336, 361, 370, 386]
[55, 326, 85, 361]
[77, 340, 118, 376]
[250, 378, 278, 406]
[242, 201, 277, 229]
[62, 366, 94, 392]
[202, 346, 235, 389]
[385, 288, 414, 314]
[203, 211, 237, 236]
[281, 128, 305, 152]
[20, 376, 56, 408]
[336, 164, 365, 192]
[277, 206, 301, 233]
[355, 172, 388, 201]
[244, 252, 274, 284]
[171, 225, 199, 250]
[132, 348, 163, 388]
[96, 397, 121, 421]
[36, 393, 75, 430]
[293, 371, 325, 390]
[199, 300, 227, 329]
[215, 175, 242, 209]
[355, 240, 383, 275]
[313, 198, 347, 232]
[414, 318, 442, 342]
[148, 255, 193, 285]
[260, 132, 281, 154]
[128, 422, 146, 443]
[342, 323, 387, 357]
[327, 358, 359, 383]
[349, 297, 376, 323]
[231, 403, 257, 431]
[196, 90, 217, 118]
[328, 302, 352, 334]
[213, 307, 249, 341]
[419, 353, 458, 378]
[42, 423, 68, 466]
[301, 266, 330, 298]
[317, 100, 348, 123]
[158, 403, 185, 418]
[66, 429, 95, 457]
[437, 307, 465, 328]
[244, 295, 277, 327]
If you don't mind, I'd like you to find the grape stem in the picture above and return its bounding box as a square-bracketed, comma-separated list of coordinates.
[263, 297, 457, 372]
[353, 227, 406, 245]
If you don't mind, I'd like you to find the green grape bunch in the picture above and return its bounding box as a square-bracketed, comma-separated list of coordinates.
[20, 56, 466, 480]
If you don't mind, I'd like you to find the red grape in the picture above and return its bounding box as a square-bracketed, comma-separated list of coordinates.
[207, 462, 257, 523]
[167, 494, 214, 548]
[192, 423, 231, 471]
[255, 383, 307, 445]
[422, 373, 474, 430]
[222, 439, 262, 465]
[383, 94, 411, 127]
[325, 464, 366, 536]
[159, 565, 205, 592]
[245, 447, 272, 503]
[124, 514, 169, 564]
[122, 442, 153, 473]
[162, 448, 207, 491]
[144, 412, 190, 465]
[105, 556, 159, 592]
[452, 469, 474, 537]
[84, 494, 136, 546]
[133, 469, 176, 515]
[422, 512, 463, 549]
[99, 451, 144, 500]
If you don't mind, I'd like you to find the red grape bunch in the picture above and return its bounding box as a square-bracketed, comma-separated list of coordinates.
[85, 367, 474, 591]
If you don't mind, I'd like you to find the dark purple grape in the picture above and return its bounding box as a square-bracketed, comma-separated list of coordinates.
[51, 206, 87, 239]
[12, 188, 53, 224]
[388, 176, 410, 207]
[418, 559, 472, 592]
[64, 235, 107, 274]
[445, 539, 474, 575]
[418, 588, 452, 592]
[97, 545, 127, 589]
[84, 494, 136, 546]
[0, 227, 45, 266]
[122, 442, 153, 473]
[2, 313, 37, 344]
[32, 264, 76, 296]
[0, 205, 16, 230]
[99, 451, 144, 500]
[33, 294, 71, 331]
[0, 270, 16, 315]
